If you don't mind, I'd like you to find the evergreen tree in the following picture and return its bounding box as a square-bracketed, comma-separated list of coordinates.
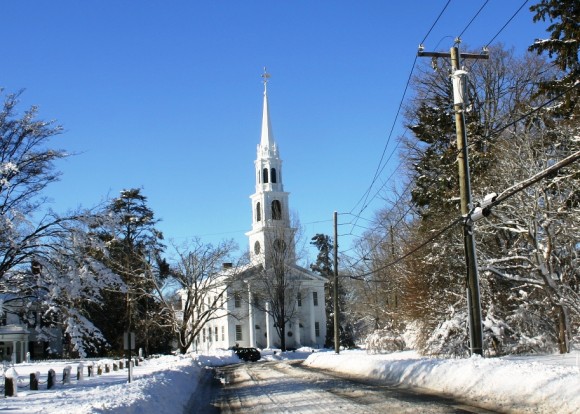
[529, 0, 580, 117]
[310, 233, 355, 349]
[88, 188, 171, 355]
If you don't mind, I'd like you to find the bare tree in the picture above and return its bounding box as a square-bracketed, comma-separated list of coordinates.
[250, 224, 302, 351]
[153, 238, 238, 354]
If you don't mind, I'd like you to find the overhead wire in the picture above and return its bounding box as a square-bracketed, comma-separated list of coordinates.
[337, 0, 543, 265]
[457, 0, 491, 41]
[484, 0, 531, 49]
[347, 0, 454, 232]
[345, 82, 580, 281]
[348, 0, 494, 233]
[354, 0, 535, 223]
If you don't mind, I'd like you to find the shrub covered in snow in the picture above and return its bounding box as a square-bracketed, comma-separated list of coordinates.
[423, 311, 469, 357]
[365, 327, 406, 354]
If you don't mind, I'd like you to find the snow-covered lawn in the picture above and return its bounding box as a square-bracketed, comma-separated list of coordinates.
[0, 348, 578, 413]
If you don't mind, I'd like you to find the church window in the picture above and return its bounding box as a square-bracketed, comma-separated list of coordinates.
[297, 292, 302, 307]
[272, 200, 282, 220]
[202, 328, 206, 343]
[256, 202, 261, 222]
[263, 168, 269, 183]
[254, 241, 261, 255]
[313, 291, 319, 306]
[271, 168, 277, 183]
[235, 325, 243, 341]
[221, 326, 225, 341]
[234, 292, 242, 308]
[315, 322, 320, 337]
[215, 327, 218, 342]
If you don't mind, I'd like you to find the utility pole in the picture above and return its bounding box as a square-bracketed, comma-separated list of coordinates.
[333, 211, 340, 354]
[418, 44, 488, 356]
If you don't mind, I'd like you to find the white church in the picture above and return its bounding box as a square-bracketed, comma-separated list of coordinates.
[192, 73, 327, 351]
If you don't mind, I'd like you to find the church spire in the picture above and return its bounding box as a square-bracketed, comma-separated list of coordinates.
[247, 69, 293, 265]
[259, 67, 277, 157]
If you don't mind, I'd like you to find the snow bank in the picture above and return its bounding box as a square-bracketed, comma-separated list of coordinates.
[304, 350, 580, 413]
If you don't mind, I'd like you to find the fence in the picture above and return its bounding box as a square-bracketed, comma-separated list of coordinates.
[2, 357, 143, 397]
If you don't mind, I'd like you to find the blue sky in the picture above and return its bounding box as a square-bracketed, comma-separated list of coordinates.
[2, 1, 549, 263]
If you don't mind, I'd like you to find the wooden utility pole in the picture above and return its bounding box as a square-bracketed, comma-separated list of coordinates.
[333, 211, 340, 354]
[418, 44, 488, 356]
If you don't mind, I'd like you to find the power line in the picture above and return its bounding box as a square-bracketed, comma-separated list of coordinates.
[347, 147, 580, 282]
[342, 1, 551, 261]
[457, 0, 491, 40]
[348, 0, 455, 232]
[344, 82, 580, 280]
[349, 215, 463, 281]
[485, 0, 531, 48]
[420, 0, 453, 46]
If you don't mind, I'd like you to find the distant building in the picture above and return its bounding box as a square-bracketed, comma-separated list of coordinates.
[189, 73, 327, 351]
[0, 294, 63, 362]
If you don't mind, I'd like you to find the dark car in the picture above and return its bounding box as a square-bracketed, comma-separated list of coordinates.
[233, 347, 261, 362]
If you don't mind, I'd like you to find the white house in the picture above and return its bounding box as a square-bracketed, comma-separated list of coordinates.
[0, 294, 63, 362]
[190, 73, 327, 352]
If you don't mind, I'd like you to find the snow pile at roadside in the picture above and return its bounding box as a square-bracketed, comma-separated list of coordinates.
[192, 348, 240, 367]
[303, 349, 580, 413]
[0, 352, 237, 414]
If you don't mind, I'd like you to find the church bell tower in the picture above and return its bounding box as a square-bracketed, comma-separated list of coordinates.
[246, 70, 295, 267]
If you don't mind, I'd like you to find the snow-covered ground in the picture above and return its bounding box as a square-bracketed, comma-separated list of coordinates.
[0, 348, 578, 413]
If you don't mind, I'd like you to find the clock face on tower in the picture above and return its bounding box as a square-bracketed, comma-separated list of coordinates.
[254, 241, 261, 255]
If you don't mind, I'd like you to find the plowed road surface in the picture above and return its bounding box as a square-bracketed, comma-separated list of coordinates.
[188, 360, 496, 413]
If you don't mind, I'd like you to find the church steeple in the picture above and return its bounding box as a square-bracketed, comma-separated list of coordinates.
[246, 70, 294, 265]
[260, 69, 276, 155]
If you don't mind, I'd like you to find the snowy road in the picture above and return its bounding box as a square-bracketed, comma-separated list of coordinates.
[192, 360, 498, 413]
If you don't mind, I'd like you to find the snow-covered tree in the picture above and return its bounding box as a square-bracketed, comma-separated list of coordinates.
[37, 218, 125, 357]
[0, 89, 67, 283]
[479, 122, 579, 354]
[0, 90, 126, 356]
[395, 46, 561, 356]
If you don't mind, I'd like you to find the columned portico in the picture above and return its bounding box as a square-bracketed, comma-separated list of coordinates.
[265, 302, 272, 349]
[247, 283, 255, 347]
[294, 317, 301, 347]
[0, 325, 29, 363]
[310, 291, 316, 344]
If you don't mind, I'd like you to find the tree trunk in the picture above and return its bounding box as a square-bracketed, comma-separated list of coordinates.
[279, 315, 286, 351]
[556, 305, 569, 354]
[179, 329, 188, 354]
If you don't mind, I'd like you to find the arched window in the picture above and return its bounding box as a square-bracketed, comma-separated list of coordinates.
[271, 168, 277, 183]
[262, 168, 269, 183]
[271, 200, 282, 220]
[256, 202, 261, 222]
[257, 170, 261, 184]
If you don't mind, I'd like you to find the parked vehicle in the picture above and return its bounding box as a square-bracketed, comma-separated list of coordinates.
[233, 347, 261, 362]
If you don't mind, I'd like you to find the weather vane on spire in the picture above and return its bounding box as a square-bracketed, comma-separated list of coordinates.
[261, 66, 271, 90]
